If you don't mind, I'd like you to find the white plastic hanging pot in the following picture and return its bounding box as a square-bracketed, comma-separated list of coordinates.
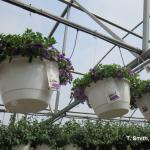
[12, 144, 30, 150]
[36, 144, 51, 150]
[65, 144, 81, 150]
[85, 78, 130, 119]
[136, 93, 150, 120]
[0, 57, 59, 113]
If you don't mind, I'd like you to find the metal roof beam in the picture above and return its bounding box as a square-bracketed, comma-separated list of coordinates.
[58, 0, 147, 42]
[72, 0, 124, 42]
[127, 49, 150, 69]
[1, 0, 142, 54]
[48, 1, 73, 37]
[46, 100, 80, 123]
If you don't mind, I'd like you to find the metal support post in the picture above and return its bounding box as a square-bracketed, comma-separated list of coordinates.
[142, 0, 150, 52]
[55, 2, 72, 113]
[54, 90, 60, 114]
[62, 2, 71, 53]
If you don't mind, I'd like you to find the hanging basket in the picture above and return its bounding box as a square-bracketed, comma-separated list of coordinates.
[136, 93, 150, 120]
[85, 78, 130, 119]
[36, 144, 51, 150]
[0, 57, 59, 114]
[12, 144, 30, 150]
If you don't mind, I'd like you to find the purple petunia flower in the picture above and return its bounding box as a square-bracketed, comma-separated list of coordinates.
[58, 53, 65, 59]
[72, 87, 88, 102]
[34, 44, 43, 48]
[66, 58, 69, 61]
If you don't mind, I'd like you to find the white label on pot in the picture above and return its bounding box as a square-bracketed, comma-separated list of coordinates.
[45, 61, 60, 90]
[108, 91, 120, 102]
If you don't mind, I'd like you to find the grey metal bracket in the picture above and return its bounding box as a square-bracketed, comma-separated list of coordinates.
[48, 0, 73, 37]
[46, 100, 80, 123]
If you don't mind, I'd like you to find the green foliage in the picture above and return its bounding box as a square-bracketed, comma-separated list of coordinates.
[30, 120, 59, 148]
[1, 119, 150, 149]
[83, 120, 101, 147]
[0, 29, 56, 62]
[0, 125, 12, 149]
[130, 77, 150, 108]
[62, 120, 87, 147]
[55, 126, 68, 147]
[73, 64, 132, 89]
[8, 117, 31, 146]
[100, 122, 118, 145]
[131, 79, 150, 98]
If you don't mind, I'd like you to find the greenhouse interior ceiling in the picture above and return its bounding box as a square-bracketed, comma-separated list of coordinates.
[0, 0, 150, 124]
[0, 0, 150, 149]
[0, 0, 150, 122]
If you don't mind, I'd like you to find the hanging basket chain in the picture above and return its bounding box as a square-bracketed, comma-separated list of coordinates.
[29, 4, 32, 16]
[70, 30, 79, 59]
[118, 47, 126, 67]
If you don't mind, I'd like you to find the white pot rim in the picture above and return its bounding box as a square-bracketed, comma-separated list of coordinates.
[85, 77, 129, 95]
[0, 56, 53, 65]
